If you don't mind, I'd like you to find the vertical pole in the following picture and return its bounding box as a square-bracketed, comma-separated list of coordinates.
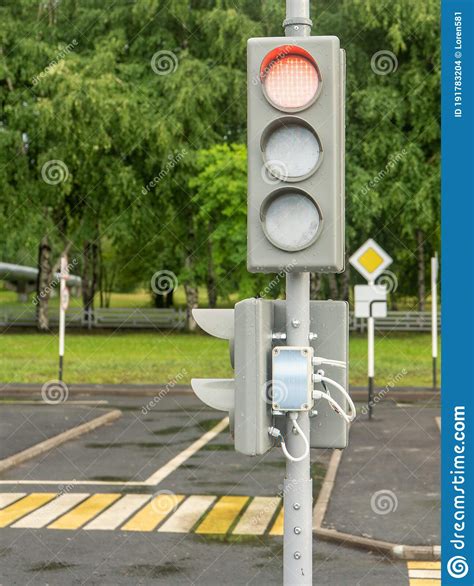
[367, 316, 375, 420]
[431, 254, 438, 391]
[284, 0, 312, 36]
[284, 272, 312, 585]
[58, 255, 67, 381]
[282, 4, 312, 583]
[367, 281, 375, 420]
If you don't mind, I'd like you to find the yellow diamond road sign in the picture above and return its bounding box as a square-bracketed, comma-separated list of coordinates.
[349, 239, 392, 282]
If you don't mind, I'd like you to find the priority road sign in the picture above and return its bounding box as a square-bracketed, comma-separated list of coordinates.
[349, 238, 392, 283]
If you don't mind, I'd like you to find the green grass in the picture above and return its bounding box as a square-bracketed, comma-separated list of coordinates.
[0, 288, 437, 311]
[0, 331, 440, 386]
[0, 287, 238, 310]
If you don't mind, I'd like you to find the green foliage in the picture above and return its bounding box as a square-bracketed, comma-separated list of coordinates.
[0, 0, 440, 304]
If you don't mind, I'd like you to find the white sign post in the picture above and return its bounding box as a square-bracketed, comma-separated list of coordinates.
[350, 239, 393, 419]
[58, 254, 69, 382]
[431, 254, 439, 391]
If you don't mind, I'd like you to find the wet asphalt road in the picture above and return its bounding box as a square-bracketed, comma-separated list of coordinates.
[0, 393, 417, 585]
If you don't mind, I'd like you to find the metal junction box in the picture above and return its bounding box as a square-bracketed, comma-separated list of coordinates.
[272, 346, 314, 411]
[233, 298, 349, 453]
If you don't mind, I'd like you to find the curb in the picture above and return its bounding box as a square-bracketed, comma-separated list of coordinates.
[0, 409, 122, 473]
[0, 383, 193, 397]
[0, 383, 439, 401]
[312, 450, 441, 560]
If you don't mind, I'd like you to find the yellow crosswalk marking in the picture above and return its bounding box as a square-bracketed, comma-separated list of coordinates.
[0, 493, 56, 527]
[85, 494, 151, 531]
[269, 505, 284, 536]
[195, 496, 249, 535]
[122, 494, 184, 532]
[233, 497, 281, 535]
[407, 560, 441, 586]
[407, 562, 441, 569]
[0, 492, 291, 536]
[0, 493, 26, 509]
[158, 495, 216, 533]
[13, 493, 89, 529]
[48, 494, 120, 530]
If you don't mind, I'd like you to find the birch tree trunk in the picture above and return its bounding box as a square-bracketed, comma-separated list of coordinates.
[310, 273, 322, 300]
[184, 255, 198, 331]
[206, 228, 217, 308]
[82, 240, 98, 328]
[36, 235, 52, 331]
[328, 274, 339, 299]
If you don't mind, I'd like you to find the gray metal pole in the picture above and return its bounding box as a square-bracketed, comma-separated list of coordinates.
[284, 0, 312, 36]
[282, 4, 313, 584]
[284, 272, 312, 585]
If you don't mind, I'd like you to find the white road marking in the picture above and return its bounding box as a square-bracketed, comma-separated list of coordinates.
[408, 569, 441, 579]
[0, 493, 26, 509]
[158, 495, 216, 533]
[232, 497, 281, 535]
[143, 417, 229, 485]
[84, 494, 151, 530]
[12, 493, 89, 528]
[0, 418, 229, 487]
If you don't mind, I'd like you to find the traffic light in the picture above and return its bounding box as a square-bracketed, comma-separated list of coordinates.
[192, 299, 350, 453]
[191, 301, 275, 456]
[233, 298, 274, 455]
[247, 37, 345, 273]
[190, 309, 235, 431]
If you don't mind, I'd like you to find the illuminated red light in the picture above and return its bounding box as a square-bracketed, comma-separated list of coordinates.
[261, 47, 320, 111]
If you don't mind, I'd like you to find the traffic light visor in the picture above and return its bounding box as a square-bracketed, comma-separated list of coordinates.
[260, 46, 320, 111]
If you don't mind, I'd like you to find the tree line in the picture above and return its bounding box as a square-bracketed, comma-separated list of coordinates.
[0, 0, 440, 330]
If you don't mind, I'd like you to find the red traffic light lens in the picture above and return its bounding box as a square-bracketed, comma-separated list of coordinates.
[261, 46, 320, 111]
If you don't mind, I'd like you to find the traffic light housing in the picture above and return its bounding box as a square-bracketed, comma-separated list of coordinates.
[247, 36, 345, 273]
[192, 299, 349, 454]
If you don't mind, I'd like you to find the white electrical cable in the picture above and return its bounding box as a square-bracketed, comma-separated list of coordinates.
[267, 413, 310, 463]
[320, 375, 356, 421]
[313, 356, 346, 368]
[313, 373, 356, 421]
[312, 390, 351, 423]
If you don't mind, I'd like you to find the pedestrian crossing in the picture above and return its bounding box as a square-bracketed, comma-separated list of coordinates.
[0, 492, 284, 536]
[407, 561, 441, 585]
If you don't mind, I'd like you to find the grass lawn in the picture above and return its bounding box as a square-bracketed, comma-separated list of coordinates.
[0, 331, 439, 387]
[0, 287, 238, 310]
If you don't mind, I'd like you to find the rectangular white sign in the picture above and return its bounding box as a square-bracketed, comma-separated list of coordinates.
[354, 284, 387, 318]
